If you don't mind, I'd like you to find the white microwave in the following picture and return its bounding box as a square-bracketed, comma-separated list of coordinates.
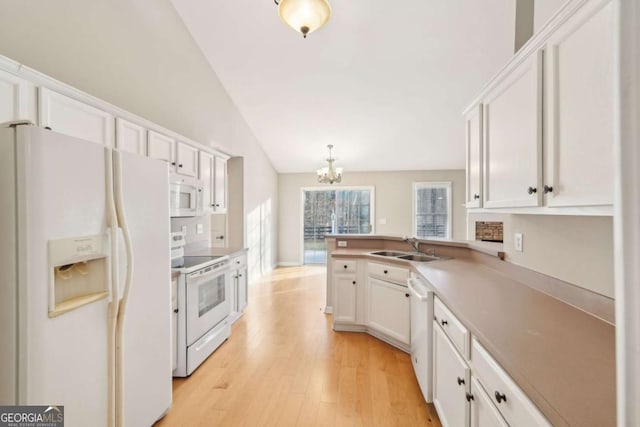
[170, 175, 203, 217]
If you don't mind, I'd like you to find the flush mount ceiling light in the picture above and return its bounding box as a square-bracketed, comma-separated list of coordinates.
[317, 144, 343, 184]
[274, 0, 331, 39]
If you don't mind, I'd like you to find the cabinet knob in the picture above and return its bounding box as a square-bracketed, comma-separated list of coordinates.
[171, 162, 176, 166]
[238, 274, 242, 277]
[466, 392, 474, 402]
[198, 189, 202, 192]
[344, 265, 348, 269]
[352, 281, 356, 285]
[45, 126, 52, 130]
[543, 184, 554, 194]
[405, 293, 410, 298]
[527, 186, 537, 195]
[457, 377, 465, 386]
[473, 194, 480, 200]
[179, 164, 183, 168]
[383, 270, 388, 274]
[215, 204, 220, 207]
[495, 391, 507, 404]
[173, 308, 179, 313]
[441, 319, 448, 326]
[215, 235, 225, 240]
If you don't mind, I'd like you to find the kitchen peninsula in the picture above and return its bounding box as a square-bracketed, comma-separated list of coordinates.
[325, 235, 615, 427]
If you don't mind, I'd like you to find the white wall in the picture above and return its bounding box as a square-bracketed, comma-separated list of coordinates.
[0, 0, 278, 275]
[534, 0, 569, 32]
[468, 213, 614, 298]
[278, 170, 466, 265]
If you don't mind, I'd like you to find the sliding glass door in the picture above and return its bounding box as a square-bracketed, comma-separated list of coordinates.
[302, 187, 374, 264]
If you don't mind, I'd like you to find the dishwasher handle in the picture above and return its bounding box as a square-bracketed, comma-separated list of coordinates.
[407, 278, 430, 301]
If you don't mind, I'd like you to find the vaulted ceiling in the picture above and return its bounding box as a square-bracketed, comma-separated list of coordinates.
[171, 0, 516, 173]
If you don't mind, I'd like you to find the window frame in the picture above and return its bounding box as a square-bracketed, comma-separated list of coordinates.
[412, 181, 452, 240]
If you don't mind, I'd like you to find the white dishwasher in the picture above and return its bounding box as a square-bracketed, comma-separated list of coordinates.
[408, 273, 434, 403]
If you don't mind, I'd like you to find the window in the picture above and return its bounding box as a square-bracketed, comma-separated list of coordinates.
[302, 187, 374, 264]
[413, 182, 452, 239]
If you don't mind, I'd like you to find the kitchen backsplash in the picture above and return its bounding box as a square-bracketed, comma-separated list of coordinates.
[171, 216, 211, 248]
[475, 221, 504, 242]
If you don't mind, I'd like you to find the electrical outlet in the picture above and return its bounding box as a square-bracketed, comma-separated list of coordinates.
[514, 232, 523, 252]
[196, 223, 204, 235]
[181, 226, 187, 237]
[337, 241, 347, 248]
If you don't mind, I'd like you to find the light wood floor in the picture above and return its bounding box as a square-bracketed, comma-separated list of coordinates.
[156, 266, 442, 427]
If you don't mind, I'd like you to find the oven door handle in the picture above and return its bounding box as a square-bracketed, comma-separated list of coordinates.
[188, 266, 228, 283]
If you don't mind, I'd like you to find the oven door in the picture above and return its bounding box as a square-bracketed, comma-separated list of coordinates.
[186, 264, 230, 345]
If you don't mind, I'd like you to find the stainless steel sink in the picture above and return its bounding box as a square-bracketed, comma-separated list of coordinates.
[397, 254, 441, 262]
[370, 250, 409, 257]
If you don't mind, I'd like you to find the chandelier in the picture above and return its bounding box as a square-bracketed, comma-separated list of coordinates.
[274, 0, 332, 39]
[317, 144, 343, 184]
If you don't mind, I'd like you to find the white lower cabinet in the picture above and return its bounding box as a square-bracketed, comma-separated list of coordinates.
[367, 277, 410, 346]
[229, 252, 248, 323]
[433, 323, 470, 427]
[470, 376, 508, 427]
[334, 275, 357, 323]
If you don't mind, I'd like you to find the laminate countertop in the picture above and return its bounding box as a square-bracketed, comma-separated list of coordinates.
[330, 250, 616, 427]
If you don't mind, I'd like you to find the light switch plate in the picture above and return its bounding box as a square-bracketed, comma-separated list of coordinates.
[337, 241, 347, 247]
[196, 223, 204, 235]
[514, 232, 523, 252]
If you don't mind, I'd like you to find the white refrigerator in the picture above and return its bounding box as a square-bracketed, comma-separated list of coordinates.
[0, 123, 172, 426]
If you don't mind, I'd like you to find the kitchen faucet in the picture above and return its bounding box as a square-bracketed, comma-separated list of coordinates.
[403, 237, 436, 256]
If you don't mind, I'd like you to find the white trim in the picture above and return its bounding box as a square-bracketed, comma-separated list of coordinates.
[614, 0, 640, 425]
[0, 53, 231, 159]
[300, 186, 376, 265]
[412, 181, 453, 240]
[324, 306, 333, 314]
[277, 261, 302, 267]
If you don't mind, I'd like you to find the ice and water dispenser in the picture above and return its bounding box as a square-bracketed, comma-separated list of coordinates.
[48, 234, 110, 317]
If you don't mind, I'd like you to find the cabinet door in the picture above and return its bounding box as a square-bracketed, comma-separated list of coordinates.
[39, 87, 114, 146]
[466, 104, 483, 208]
[334, 275, 357, 323]
[433, 324, 470, 427]
[148, 130, 175, 164]
[175, 142, 198, 177]
[483, 52, 542, 208]
[230, 271, 238, 316]
[470, 376, 508, 427]
[544, 0, 614, 207]
[367, 277, 410, 345]
[0, 69, 33, 122]
[115, 118, 146, 156]
[213, 156, 227, 212]
[199, 151, 214, 214]
[237, 267, 248, 312]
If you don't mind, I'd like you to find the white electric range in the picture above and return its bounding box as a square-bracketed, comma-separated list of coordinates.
[171, 232, 231, 377]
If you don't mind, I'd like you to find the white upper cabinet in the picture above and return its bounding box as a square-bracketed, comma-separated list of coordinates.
[483, 52, 543, 208]
[544, 0, 614, 208]
[115, 118, 146, 156]
[213, 156, 227, 212]
[199, 151, 214, 214]
[175, 141, 198, 177]
[0, 69, 34, 123]
[465, 104, 483, 208]
[39, 87, 114, 146]
[147, 130, 175, 164]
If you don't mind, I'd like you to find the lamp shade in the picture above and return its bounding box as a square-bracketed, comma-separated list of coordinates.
[278, 0, 331, 38]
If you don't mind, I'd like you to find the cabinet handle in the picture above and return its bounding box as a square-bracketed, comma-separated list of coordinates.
[352, 281, 356, 285]
[457, 377, 465, 386]
[405, 293, 410, 298]
[215, 235, 225, 240]
[441, 320, 448, 326]
[527, 186, 537, 195]
[473, 194, 480, 200]
[543, 184, 553, 194]
[495, 391, 507, 404]
[383, 270, 388, 274]
[173, 308, 179, 313]
[466, 392, 474, 402]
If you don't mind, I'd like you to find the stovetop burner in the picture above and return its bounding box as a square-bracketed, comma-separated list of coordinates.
[172, 255, 223, 269]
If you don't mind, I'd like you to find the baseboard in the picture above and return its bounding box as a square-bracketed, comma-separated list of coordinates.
[277, 261, 302, 267]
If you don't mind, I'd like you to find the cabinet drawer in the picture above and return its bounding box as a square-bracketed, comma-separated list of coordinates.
[434, 297, 470, 359]
[230, 253, 247, 269]
[367, 261, 409, 284]
[334, 259, 357, 274]
[471, 338, 550, 427]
